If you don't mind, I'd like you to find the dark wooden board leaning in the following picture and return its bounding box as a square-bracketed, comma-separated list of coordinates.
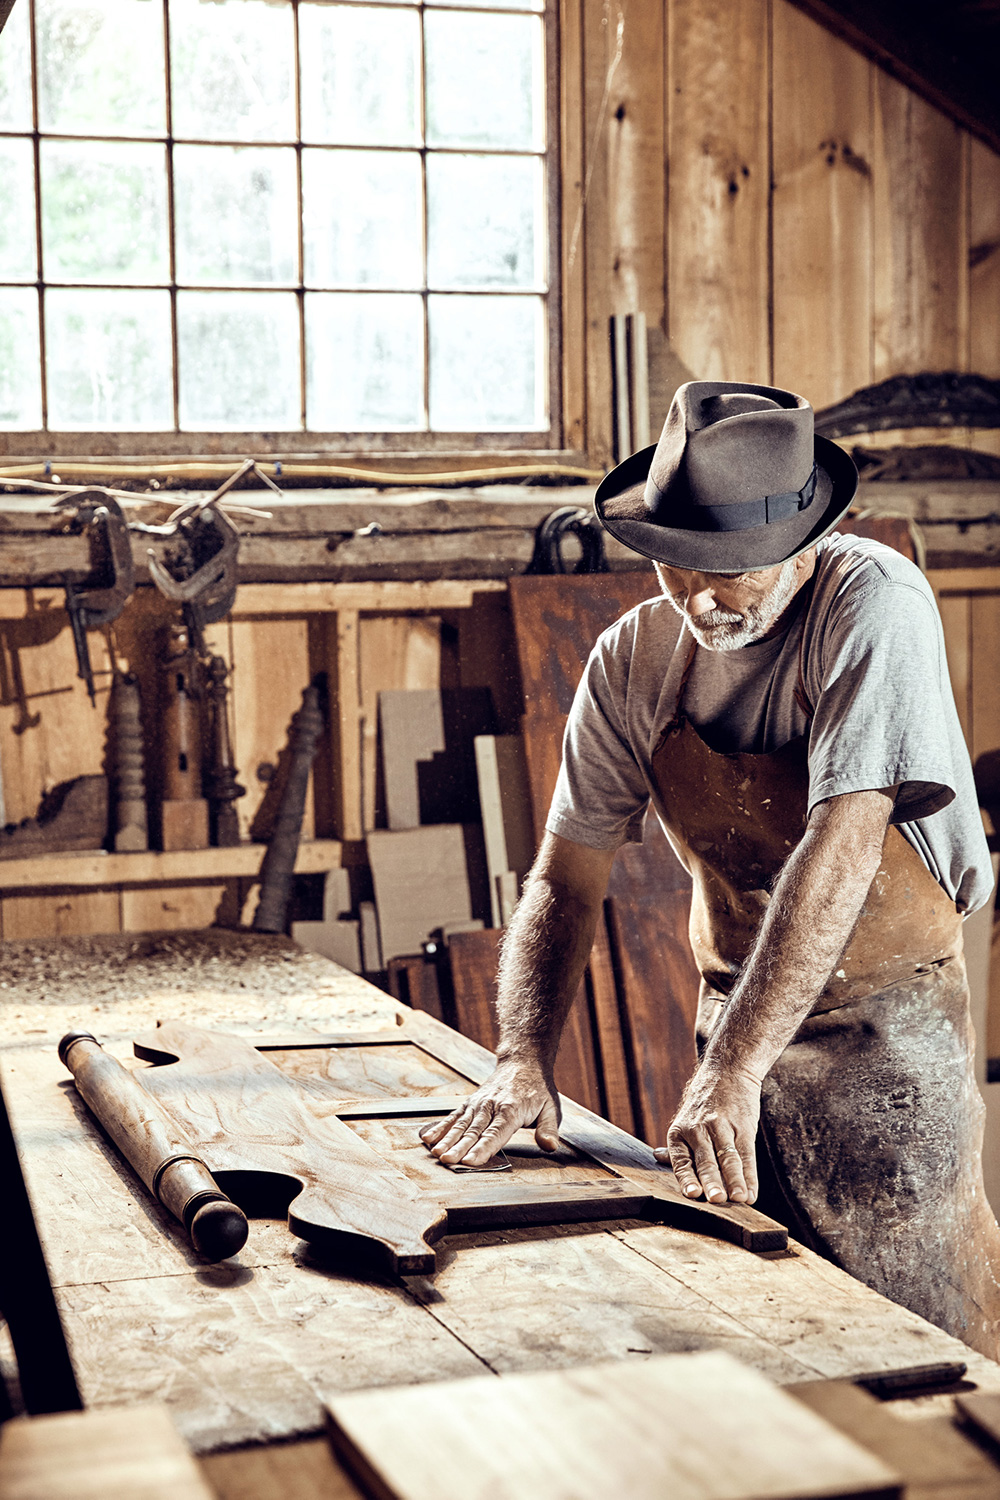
[63, 1018, 787, 1278]
[507, 572, 701, 1135]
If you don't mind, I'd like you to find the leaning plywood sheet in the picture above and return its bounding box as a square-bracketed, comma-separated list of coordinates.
[325, 1350, 901, 1500]
[0, 1403, 213, 1500]
[367, 825, 487, 963]
[61, 1018, 788, 1276]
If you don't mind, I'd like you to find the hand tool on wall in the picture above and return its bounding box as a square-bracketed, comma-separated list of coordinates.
[203, 653, 245, 847]
[158, 625, 209, 850]
[143, 501, 240, 659]
[253, 683, 325, 933]
[57, 491, 136, 704]
[58, 1031, 248, 1262]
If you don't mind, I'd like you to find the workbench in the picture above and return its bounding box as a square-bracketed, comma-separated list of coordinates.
[4, 930, 1000, 1499]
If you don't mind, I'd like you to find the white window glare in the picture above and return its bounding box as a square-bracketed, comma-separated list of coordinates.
[0, 0, 551, 436]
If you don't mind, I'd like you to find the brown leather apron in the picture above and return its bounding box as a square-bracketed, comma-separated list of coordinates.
[649, 632, 1000, 1359]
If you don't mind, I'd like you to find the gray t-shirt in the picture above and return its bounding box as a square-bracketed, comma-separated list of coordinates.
[546, 532, 993, 914]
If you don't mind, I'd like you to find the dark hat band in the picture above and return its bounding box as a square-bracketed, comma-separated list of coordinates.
[643, 464, 817, 534]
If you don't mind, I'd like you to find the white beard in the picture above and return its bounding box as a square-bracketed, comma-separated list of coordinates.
[657, 558, 799, 651]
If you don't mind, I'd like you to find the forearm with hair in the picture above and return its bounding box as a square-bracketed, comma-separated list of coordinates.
[701, 791, 893, 1084]
[495, 874, 601, 1070]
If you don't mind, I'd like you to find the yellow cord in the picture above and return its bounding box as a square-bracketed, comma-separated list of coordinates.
[0, 459, 603, 487]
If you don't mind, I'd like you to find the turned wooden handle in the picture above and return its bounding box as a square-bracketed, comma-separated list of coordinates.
[59, 1031, 248, 1262]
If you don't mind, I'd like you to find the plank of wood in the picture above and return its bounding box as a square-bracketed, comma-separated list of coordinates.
[326, 1350, 901, 1500]
[791, 1380, 1000, 1500]
[474, 733, 534, 925]
[400, 1005, 786, 1251]
[936, 593, 972, 745]
[360, 616, 441, 832]
[1, 888, 121, 940]
[930, 570, 1000, 596]
[971, 594, 1000, 764]
[772, 1, 873, 410]
[379, 688, 494, 832]
[587, 915, 635, 1134]
[291, 918, 362, 973]
[605, 824, 700, 1145]
[0, 1403, 214, 1500]
[386, 953, 448, 1025]
[324, 611, 363, 842]
[229, 617, 314, 843]
[971, 139, 1000, 459]
[367, 825, 484, 963]
[121, 884, 228, 934]
[201, 1438, 364, 1500]
[0, 608, 112, 826]
[666, 0, 770, 383]
[872, 71, 968, 387]
[443, 926, 602, 1113]
[233, 580, 508, 615]
[606, 0, 665, 324]
[13, 939, 1000, 1458]
[0, 840, 345, 892]
[955, 1392, 1000, 1458]
[508, 572, 658, 727]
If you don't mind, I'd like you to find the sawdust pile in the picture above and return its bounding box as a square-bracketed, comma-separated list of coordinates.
[0, 930, 396, 1045]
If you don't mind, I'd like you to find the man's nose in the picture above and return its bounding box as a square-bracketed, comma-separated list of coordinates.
[684, 575, 718, 616]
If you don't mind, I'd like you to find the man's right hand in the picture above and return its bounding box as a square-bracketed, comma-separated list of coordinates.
[419, 1056, 561, 1167]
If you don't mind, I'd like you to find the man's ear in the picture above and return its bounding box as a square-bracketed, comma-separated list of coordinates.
[794, 546, 818, 577]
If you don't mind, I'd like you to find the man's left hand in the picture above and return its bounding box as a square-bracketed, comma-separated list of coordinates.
[654, 1065, 762, 1205]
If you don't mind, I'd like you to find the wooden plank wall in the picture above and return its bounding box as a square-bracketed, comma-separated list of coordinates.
[574, 0, 1000, 465]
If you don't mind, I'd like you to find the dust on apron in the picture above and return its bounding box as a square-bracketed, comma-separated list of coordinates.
[649, 621, 1000, 1359]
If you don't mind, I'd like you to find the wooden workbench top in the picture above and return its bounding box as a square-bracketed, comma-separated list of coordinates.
[3, 930, 998, 1457]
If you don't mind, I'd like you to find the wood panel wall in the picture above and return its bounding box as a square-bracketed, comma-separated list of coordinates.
[571, 0, 1000, 465]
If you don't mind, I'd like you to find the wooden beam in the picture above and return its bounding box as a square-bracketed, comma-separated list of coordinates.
[0, 839, 347, 892]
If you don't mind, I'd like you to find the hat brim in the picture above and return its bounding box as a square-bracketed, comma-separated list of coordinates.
[594, 434, 858, 572]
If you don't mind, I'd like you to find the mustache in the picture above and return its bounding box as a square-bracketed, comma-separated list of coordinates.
[671, 598, 744, 630]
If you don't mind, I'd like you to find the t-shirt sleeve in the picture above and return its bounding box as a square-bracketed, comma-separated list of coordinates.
[806, 577, 964, 822]
[545, 627, 650, 849]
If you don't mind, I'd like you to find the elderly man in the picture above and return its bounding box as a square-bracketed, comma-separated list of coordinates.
[422, 381, 1000, 1357]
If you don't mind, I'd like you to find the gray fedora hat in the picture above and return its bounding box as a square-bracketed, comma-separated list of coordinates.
[595, 380, 858, 572]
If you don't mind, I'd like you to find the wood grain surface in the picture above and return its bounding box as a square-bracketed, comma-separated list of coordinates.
[0, 1404, 214, 1500]
[326, 1350, 901, 1500]
[122, 1019, 787, 1267]
[6, 933, 1000, 1456]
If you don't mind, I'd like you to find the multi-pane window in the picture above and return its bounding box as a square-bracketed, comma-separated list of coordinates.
[0, 0, 551, 437]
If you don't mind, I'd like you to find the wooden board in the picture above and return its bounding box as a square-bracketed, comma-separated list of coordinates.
[379, 688, 494, 831]
[474, 733, 534, 926]
[366, 825, 486, 963]
[605, 818, 700, 1143]
[792, 1381, 1000, 1499]
[507, 573, 698, 1141]
[666, 0, 770, 385]
[507, 573, 657, 732]
[95, 1019, 790, 1274]
[445, 926, 601, 1111]
[326, 1350, 901, 1500]
[771, 1, 873, 411]
[871, 71, 968, 388]
[8, 932, 1000, 1455]
[359, 615, 441, 833]
[229, 617, 314, 844]
[0, 1403, 214, 1500]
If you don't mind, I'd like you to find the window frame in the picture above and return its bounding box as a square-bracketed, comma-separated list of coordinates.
[0, 0, 570, 466]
